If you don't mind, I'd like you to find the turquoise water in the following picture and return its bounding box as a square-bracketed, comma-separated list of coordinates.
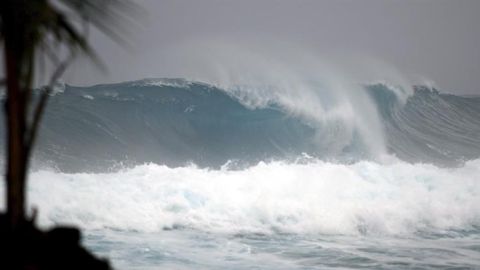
[3, 79, 479, 171]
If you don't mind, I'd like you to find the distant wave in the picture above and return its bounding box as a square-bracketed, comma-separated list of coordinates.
[0, 78, 479, 172]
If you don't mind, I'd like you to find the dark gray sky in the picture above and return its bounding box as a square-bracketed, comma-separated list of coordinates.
[65, 0, 480, 94]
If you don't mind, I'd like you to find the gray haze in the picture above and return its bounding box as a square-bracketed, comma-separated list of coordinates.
[64, 0, 480, 94]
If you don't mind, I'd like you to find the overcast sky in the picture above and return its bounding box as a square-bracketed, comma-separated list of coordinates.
[64, 0, 480, 94]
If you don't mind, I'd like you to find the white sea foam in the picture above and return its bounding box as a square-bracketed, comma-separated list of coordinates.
[51, 80, 66, 95]
[2, 159, 479, 236]
[130, 78, 194, 88]
[82, 94, 94, 100]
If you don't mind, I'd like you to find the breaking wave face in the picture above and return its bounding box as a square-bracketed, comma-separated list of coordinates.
[15, 159, 480, 235]
[0, 78, 477, 172]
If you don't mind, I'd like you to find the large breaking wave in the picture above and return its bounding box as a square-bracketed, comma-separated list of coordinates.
[0, 78, 477, 171]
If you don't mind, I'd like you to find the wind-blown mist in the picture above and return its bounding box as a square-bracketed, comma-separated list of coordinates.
[9, 44, 476, 171]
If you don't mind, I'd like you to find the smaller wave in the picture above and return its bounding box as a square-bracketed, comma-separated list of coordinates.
[3, 159, 478, 236]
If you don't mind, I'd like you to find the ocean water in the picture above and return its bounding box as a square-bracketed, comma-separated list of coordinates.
[0, 78, 479, 269]
[83, 227, 480, 269]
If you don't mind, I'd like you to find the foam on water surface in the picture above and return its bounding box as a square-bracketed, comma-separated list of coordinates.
[3, 159, 477, 236]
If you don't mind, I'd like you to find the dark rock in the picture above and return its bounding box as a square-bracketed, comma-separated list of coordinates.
[0, 213, 111, 270]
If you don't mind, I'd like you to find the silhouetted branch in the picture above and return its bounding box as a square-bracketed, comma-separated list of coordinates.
[25, 53, 75, 156]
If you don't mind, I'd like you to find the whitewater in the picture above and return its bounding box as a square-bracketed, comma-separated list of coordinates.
[23, 160, 480, 235]
[2, 159, 478, 269]
[1, 77, 480, 269]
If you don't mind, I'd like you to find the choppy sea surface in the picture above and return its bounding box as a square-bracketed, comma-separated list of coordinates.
[84, 228, 480, 270]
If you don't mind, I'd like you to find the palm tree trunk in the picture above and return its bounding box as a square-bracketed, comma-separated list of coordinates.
[3, 34, 28, 229]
